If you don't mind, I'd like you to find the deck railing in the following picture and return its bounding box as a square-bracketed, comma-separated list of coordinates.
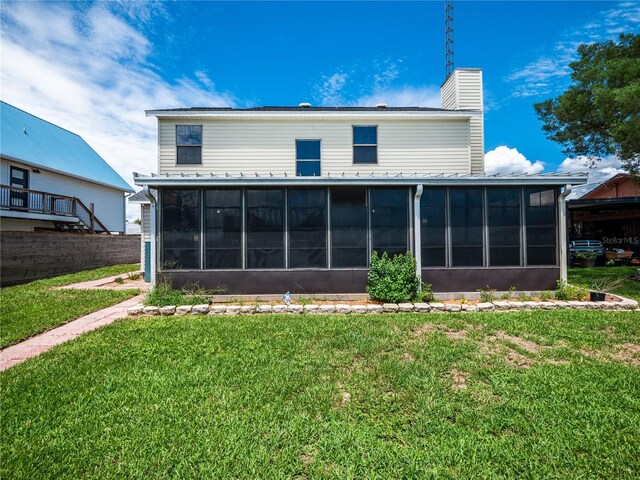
[0, 184, 110, 234]
[0, 184, 76, 217]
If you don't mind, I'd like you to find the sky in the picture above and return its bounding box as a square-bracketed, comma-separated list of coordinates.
[1, 1, 638, 220]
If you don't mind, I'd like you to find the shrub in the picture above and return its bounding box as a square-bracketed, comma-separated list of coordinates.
[145, 282, 209, 307]
[540, 290, 554, 301]
[555, 280, 588, 301]
[417, 284, 435, 303]
[366, 251, 421, 303]
[477, 285, 496, 302]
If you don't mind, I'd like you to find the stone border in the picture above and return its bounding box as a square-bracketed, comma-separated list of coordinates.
[129, 297, 638, 316]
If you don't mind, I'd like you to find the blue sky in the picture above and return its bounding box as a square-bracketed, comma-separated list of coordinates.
[1, 1, 638, 218]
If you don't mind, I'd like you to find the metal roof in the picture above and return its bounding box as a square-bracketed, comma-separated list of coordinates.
[134, 171, 588, 188]
[148, 106, 453, 112]
[127, 190, 150, 203]
[0, 101, 133, 192]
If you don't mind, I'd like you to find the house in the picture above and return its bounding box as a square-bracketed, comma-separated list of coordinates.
[0, 101, 133, 233]
[134, 68, 588, 294]
[569, 173, 640, 257]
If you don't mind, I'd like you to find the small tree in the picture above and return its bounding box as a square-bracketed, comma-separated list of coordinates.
[366, 251, 421, 303]
[534, 34, 640, 173]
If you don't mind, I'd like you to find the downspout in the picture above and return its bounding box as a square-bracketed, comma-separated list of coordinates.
[414, 184, 423, 291]
[558, 184, 572, 283]
[143, 186, 157, 285]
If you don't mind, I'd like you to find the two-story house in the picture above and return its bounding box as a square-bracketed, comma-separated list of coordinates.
[135, 69, 587, 294]
[1, 101, 133, 234]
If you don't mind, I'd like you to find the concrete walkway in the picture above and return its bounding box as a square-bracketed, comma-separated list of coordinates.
[55, 271, 150, 292]
[0, 293, 145, 371]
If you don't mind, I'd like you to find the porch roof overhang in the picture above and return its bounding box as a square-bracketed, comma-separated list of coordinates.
[133, 172, 588, 188]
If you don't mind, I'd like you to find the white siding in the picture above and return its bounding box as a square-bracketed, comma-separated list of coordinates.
[140, 203, 150, 272]
[1, 158, 126, 232]
[158, 118, 472, 176]
[440, 69, 484, 174]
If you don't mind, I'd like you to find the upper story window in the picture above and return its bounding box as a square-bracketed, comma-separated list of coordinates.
[176, 125, 202, 164]
[353, 126, 377, 164]
[295, 140, 321, 176]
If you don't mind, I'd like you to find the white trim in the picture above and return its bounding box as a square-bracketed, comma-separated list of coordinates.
[0, 210, 79, 222]
[145, 110, 480, 120]
[0, 155, 133, 193]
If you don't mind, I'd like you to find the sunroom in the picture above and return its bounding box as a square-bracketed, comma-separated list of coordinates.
[134, 172, 587, 294]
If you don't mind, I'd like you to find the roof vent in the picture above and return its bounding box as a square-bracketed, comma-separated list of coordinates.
[298, 102, 312, 108]
[376, 103, 388, 108]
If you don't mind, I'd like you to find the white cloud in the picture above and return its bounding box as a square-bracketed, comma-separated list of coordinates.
[0, 2, 236, 221]
[484, 146, 545, 175]
[558, 155, 625, 183]
[355, 85, 441, 108]
[508, 2, 640, 98]
[314, 73, 349, 106]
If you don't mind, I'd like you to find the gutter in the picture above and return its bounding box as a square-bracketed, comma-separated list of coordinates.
[414, 185, 423, 291]
[143, 186, 157, 286]
[558, 184, 572, 283]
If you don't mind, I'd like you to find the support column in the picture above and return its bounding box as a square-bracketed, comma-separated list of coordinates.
[143, 186, 157, 286]
[414, 184, 423, 290]
[558, 184, 572, 282]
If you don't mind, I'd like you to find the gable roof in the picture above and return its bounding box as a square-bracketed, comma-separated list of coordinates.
[580, 173, 639, 200]
[0, 101, 133, 192]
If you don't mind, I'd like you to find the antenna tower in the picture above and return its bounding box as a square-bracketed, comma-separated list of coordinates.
[445, 0, 454, 79]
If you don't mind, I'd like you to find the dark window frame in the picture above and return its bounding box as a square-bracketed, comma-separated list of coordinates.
[204, 188, 243, 270]
[352, 125, 378, 164]
[287, 188, 328, 269]
[330, 186, 369, 269]
[176, 125, 203, 165]
[295, 139, 321, 177]
[160, 188, 202, 270]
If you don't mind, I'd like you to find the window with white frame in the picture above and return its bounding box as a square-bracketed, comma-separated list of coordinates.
[176, 125, 202, 164]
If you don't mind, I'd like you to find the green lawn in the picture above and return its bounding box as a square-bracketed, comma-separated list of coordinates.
[568, 266, 640, 301]
[0, 264, 140, 348]
[2, 311, 638, 478]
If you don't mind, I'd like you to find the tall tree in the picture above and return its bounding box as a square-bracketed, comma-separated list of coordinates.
[534, 34, 640, 173]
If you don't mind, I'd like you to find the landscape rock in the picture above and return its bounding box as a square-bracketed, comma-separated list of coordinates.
[142, 306, 159, 316]
[128, 304, 144, 316]
[176, 305, 193, 315]
[351, 305, 367, 314]
[272, 304, 289, 313]
[288, 304, 304, 314]
[444, 303, 461, 312]
[413, 302, 431, 313]
[335, 304, 351, 314]
[492, 301, 511, 310]
[192, 304, 210, 315]
[225, 306, 240, 315]
[366, 304, 383, 314]
[383, 303, 399, 313]
[429, 302, 445, 311]
[319, 304, 336, 314]
[209, 305, 227, 315]
[240, 305, 255, 314]
[258, 305, 273, 313]
[462, 304, 478, 312]
[477, 302, 494, 311]
[304, 304, 320, 314]
[159, 306, 176, 316]
[398, 303, 415, 312]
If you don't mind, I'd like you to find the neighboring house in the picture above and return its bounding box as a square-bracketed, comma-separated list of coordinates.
[135, 68, 588, 294]
[569, 173, 640, 254]
[128, 190, 151, 281]
[0, 101, 133, 233]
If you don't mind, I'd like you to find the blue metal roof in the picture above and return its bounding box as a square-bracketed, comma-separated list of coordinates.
[0, 101, 133, 192]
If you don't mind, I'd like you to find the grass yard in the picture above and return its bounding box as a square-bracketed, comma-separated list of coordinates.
[0, 264, 140, 348]
[568, 266, 640, 301]
[2, 310, 639, 478]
